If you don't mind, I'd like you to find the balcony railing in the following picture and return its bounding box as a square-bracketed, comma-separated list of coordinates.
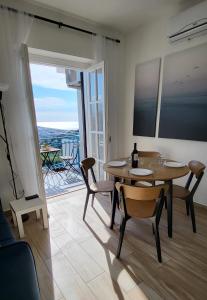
[39, 133, 83, 197]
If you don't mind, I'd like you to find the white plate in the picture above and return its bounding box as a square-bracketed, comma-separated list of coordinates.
[107, 160, 127, 167]
[164, 161, 185, 168]
[129, 168, 153, 176]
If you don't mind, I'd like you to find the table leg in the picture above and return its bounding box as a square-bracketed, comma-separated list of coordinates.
[40, 153, 47, 167]
[64, 161, 80, 180]
[11, 209, 17, 227]
[36, 209, 41, 220]
[166, 179, 173, 238]
[49, 151, 60, 175]
[16, 213, 25, 238]
[42, 206, 49, 229]
[41, 152, 49, 177]
[45, 152, 52, 176]
[110, 177, 119, 230]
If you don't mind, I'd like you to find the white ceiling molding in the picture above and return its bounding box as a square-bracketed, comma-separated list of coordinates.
[29, 47, 94, 69]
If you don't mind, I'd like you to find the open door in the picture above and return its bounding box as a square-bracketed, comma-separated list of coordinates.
[22, 44, 47, 204]
[85, 61, 107, 180]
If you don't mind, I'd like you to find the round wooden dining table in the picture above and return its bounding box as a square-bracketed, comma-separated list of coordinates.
[104, 157, 189, 238]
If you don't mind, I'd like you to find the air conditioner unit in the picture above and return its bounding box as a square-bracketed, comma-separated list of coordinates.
[168, 1, 207, 43]
[65, 69, 81, 88]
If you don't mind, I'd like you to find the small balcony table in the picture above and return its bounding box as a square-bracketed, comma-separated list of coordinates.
[40, 147, 61, 177]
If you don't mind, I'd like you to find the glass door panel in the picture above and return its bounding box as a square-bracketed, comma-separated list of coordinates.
[98, 161, 104, 180]
[91, 133, 97, 159]
[97, 68, 103, 99]
[86, 62, 106, 180]
[89, 71, 96, 101]
[97, 133, 104, 161]
[89, 102, 97, 131]
[97, 102, 103, 132]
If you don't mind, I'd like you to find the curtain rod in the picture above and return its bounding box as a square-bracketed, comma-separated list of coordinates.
[0, 5, 120, 44]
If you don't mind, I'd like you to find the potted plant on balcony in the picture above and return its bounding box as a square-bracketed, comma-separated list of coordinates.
[41, 143, 50, 151]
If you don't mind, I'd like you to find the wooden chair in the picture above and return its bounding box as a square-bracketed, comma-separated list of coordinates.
[173, 160, 205, 233]
[138, 151, 161, 158]
[80, 157, 114, 220]
[115, 183, 168, 262]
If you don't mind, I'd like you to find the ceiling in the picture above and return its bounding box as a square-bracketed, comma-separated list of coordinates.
[30, 0, 202, 33]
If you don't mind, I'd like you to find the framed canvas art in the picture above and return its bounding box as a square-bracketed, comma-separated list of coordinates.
[133, 58, 160, 137]
[159, 43, 207, 141]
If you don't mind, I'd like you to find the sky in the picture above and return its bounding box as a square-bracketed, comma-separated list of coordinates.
[30, 63, 79, 130]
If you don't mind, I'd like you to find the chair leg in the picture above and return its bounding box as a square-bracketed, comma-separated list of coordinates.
[91, 194, 95, 207]
[116, 216, 127, 258]
[83, 192, 90, 221]
[189, 198, 196, 233]
[153, 223, 162, 263]
[152, 223, 155, 235]
[164, 196, 167, 210]
[110, 191, 113, 204]
[185, 199, 190, 216]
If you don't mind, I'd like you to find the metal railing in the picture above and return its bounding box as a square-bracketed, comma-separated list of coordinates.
[39, 133, 83, 197]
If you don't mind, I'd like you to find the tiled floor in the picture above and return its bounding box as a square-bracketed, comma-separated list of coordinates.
[11, 189, 207, 300]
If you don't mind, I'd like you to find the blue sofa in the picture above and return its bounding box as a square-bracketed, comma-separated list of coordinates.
[0, 202, 40, 300]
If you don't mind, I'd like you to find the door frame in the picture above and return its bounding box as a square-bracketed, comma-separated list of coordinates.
[22, 44, 47, 204]
[28, 48, 93, 197]
[80, 72, 88, 158]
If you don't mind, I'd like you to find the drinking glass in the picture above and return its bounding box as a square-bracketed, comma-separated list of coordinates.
[159, 156, 167, 167]
[127, 156, 131, 166]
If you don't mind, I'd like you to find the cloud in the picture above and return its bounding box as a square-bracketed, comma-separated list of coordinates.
[30, 63, 74, 91]
[34, 96, 68, 109]
[34, 96, 78, 112]
[34, 96, 78, 122]
[35, 111, 78, 122]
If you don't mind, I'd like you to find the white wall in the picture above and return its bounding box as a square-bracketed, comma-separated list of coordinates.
[121, 11, 207, 205]
[0, 121, 14, 209]
[1, 0, 121, 60]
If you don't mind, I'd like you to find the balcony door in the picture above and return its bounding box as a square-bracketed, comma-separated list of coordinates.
[85, 61, 107, 180]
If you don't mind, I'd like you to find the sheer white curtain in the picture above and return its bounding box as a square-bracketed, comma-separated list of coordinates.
[93, 35, 123, 160]
[0, 8, 42, 199]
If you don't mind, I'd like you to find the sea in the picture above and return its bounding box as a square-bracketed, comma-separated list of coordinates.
[37, 121, 79, 130]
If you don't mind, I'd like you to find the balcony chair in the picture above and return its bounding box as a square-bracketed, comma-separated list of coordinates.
[80, 157, 114, 220]
[115, 183, 168, 262]
[60, 140, 80, 175]
[173, 160, 205, 233]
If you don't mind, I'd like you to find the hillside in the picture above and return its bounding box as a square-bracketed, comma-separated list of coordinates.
[37, 127, 80, 151]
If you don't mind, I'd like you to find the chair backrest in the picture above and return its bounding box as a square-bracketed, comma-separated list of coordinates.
[138, 151, 160, 158]
[185, 160, 206, 196]
[62, 140, 79, 162]
[116, 183, 168, 219]
[62, 140, 72, 156]
[189, 160, 205, 178]
[80, 157, 96, 189]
